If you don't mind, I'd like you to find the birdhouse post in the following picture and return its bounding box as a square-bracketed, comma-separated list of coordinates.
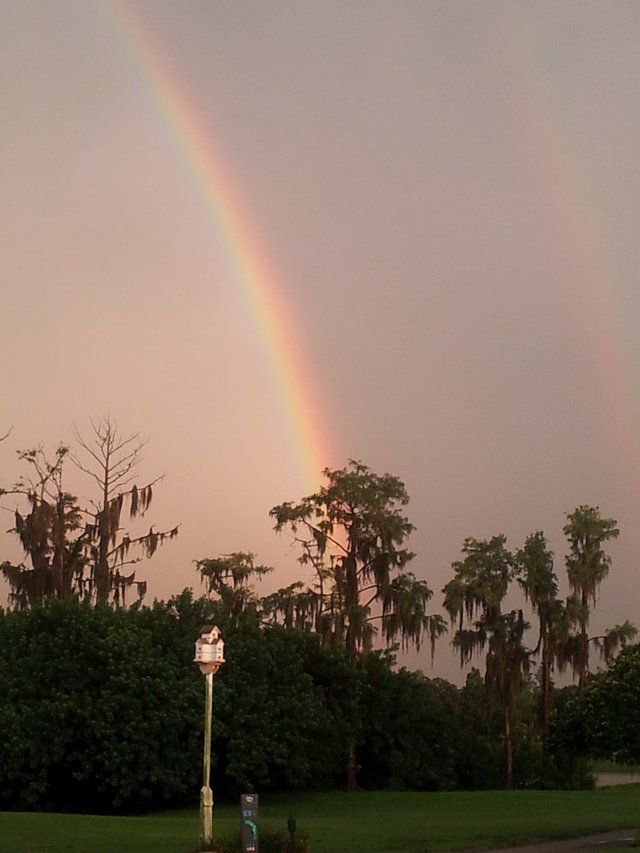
[194, 625, 225, 849]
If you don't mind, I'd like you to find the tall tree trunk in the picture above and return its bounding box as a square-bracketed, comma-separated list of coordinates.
[504, 705, 513, 790]
[346, 736, 358, 792]
[53, 494, 66, 598]
[95, 500, 111, 604]
[578, 592, 590, 687]
[345, 653, 360, 791]
[541, 640, 551, 734]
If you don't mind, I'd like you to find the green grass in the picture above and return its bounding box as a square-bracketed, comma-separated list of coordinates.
[0, 787, 639, 853]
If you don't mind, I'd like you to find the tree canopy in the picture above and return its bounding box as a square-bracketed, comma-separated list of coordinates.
[551, 644, 640, 766]
[443, 534, 529, 789]
[2, 433, 638, 803]
[270, 460, 445, 659]
[0, 418, 178, 607]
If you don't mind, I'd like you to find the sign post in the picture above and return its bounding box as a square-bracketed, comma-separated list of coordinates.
[240, 793, 259, 853]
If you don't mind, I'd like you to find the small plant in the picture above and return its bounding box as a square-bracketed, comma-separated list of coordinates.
[213, 824, 310, 853]
[287, 814, 298, 852]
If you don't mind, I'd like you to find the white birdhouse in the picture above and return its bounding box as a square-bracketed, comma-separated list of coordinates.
[194, 624, 225, 675]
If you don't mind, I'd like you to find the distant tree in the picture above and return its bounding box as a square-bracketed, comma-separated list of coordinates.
[270, 461, 444, 659]
[195, 552, 273, 621]
[516, 515, 634, 717]
[550, 644, 640, 767]
[453, 668, 504, 789]
[270, 460, 445, 789]
[562, 506, 621, 684]
[515, 531, 562, 732]
[0, 446, 86, 608]
[1, 419, 178, 608]
[443, 535, 530, 789]
[260, 580, 317, 631]
[72, 416, 179, 605]
[589, 620, 637, 666]
[357, 653, 458, 791]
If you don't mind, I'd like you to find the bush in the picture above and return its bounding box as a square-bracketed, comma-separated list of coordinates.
[0, 594, 349, 812]
[213, 826, 310, 853]
[0, 597, 203, 812]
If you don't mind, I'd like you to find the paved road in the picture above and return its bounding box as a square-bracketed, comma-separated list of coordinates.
[596, 772, 640, 787]
[466, 829, 637, 852]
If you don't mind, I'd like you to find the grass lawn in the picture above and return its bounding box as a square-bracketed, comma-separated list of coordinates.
[0, 787, 638, 853]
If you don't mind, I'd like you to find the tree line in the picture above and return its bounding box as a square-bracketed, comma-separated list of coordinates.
[1, 591, 624, 814]
[1, 419, 637, 808]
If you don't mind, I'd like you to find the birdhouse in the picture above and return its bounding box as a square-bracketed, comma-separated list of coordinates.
[194, 625, 225, 675]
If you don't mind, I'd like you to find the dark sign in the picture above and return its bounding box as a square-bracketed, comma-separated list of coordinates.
[240, 793, 259, 853]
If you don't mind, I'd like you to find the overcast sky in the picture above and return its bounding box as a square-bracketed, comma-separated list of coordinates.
[2, 0, 640, 682]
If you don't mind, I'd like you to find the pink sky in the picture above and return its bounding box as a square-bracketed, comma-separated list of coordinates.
[2, 0, 640, 682]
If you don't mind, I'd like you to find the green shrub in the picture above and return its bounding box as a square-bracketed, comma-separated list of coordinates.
[212, 826, 310, 853]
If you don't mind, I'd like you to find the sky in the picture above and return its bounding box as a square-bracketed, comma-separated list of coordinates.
[2, 0, 640, 683]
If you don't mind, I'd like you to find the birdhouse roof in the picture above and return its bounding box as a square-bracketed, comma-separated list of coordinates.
[199, 625, 220, 642]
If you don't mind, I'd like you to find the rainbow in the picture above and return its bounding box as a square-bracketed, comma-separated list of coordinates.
[103, 0, 331, 490]
[503, 23, 639, 459]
